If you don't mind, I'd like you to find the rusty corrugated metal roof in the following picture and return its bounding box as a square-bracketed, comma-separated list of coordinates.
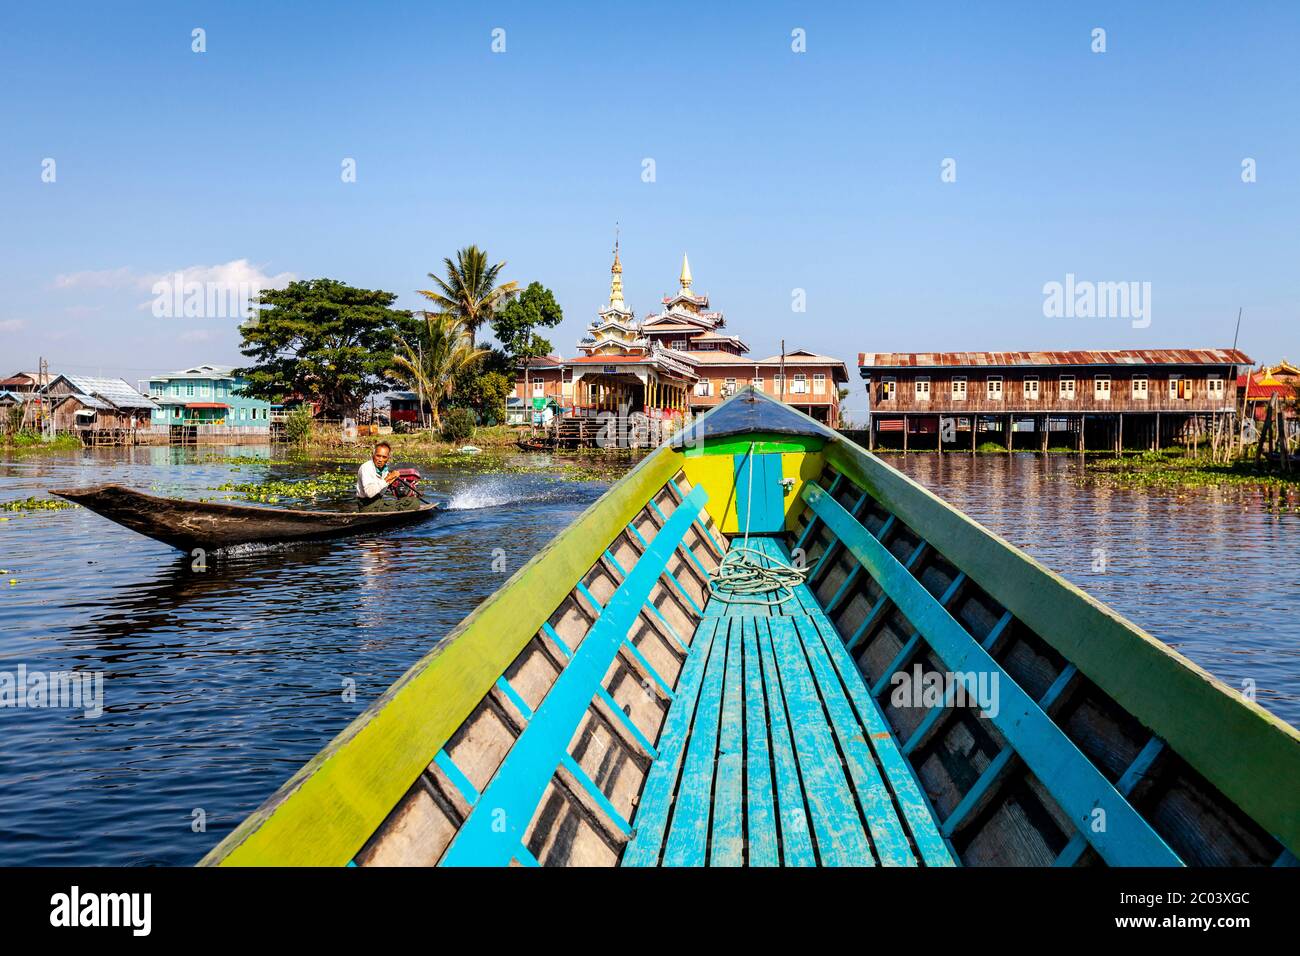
[858, 348, 1253, 369]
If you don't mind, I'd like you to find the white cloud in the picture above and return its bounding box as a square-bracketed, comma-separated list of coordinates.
[53, 259, 295, 300]
[0, 319, 26, 332]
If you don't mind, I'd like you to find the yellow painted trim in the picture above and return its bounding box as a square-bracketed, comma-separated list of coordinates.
[683, 451, 824, 533]
[202, 446, 687, 866]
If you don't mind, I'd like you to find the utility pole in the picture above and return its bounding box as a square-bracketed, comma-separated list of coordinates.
[779, 339, 787, 403]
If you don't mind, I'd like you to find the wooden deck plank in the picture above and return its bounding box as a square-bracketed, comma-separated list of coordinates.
[710, 619, 746, 866]
[757, 620, 817, 866]
[661, 618, 730, 866]
[743, 620, 780, 866]
[622, 618, 722, 866]
[792, 614, 916, 866]
[767, 616, 874, 866]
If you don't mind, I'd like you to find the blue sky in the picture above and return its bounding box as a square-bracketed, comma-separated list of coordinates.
[1, 1, 1296, 417]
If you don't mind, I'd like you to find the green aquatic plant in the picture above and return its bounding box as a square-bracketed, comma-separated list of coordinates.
[0, 496, 78, 512]
[214, 471, 356, 504]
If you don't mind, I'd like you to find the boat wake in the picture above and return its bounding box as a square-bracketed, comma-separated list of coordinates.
[445, 479, 588, 512]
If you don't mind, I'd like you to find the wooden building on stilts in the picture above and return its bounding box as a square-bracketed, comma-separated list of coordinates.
[858, 350, 1252, 453]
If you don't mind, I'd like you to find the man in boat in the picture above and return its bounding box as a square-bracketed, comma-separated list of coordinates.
[355, 441, 418, 511]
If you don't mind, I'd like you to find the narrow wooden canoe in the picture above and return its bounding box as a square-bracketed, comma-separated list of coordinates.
[202, 388, 1300, 867]
[50, 484, 439, 553]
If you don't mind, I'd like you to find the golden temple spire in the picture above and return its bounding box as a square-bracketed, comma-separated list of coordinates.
[679, 252, 693, 291]
[608, 225, 625, 310]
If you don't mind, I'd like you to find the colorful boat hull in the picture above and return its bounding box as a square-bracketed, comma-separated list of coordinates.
[201, 389, 1300, 867]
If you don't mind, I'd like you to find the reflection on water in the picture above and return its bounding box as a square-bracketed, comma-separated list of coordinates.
[1, 446, 1296, 865]
[882, 452, 1300, 725]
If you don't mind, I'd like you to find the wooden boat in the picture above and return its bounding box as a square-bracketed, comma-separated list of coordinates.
[202, 388, 1299, 867]
[50, 484, 439, 553]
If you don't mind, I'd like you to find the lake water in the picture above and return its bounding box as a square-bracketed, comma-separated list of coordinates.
[1, 446, 1295, 865]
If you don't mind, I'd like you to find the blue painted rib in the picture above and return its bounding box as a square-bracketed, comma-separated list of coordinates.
[793, 473, 843, 554]
[848, 540, 929, 654]
[826, 515, 896, 613]
[561, 752, 633, 837]
[434, 749, 480, 807]
[808, 491, 868, 583]
[575, 581, 603, 615]
[1054, 736, 1167, 867]
[802, 482, 1182, 867]
[595, 686, 658, 759]
[943, 664, 1078, 839]
[604, 549, 627, 576]
[644, 600, 689, 653]
[670, 478, 725, 556]
[542, 621, 573, 659]
[513, 844, 541, 867]
[943, 747, 1016, 839]
[622, 638, 674, 698]
[496, 676, 534, 721]
[440, 483, 707, 866]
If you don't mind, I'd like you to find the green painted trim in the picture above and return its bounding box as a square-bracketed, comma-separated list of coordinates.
[686, 432, 826, 457]
[201, 445, 688, 866]
[825, 440, 1300, 856]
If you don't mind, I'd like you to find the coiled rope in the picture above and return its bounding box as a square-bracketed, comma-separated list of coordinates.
[707, 442, 808, 607]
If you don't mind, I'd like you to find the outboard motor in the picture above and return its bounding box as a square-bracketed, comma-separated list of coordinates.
[391, 468, 422, 498]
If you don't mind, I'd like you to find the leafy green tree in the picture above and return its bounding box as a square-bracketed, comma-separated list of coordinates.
[451, 370, 514, 425]
[236, 279, 413, 418]
[389, 312, 487, 427]
[419, 246, 519, 338]
[491, 281, 563, 362]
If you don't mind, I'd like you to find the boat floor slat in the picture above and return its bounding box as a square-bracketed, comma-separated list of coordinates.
[625, 537, 948, 866]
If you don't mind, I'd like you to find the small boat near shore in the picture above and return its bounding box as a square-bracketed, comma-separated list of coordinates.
[51, 484, 439, 553]
[203, 388, 1299, 867]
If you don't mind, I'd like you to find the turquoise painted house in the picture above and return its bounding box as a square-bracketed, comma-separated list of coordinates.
[146, 364, 273, 433]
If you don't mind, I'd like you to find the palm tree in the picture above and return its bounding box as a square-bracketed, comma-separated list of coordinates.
[390, 313, 488, 427]
[419, 246, 519, 339]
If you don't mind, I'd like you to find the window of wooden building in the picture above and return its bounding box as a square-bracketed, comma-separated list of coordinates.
[1170, 376, 1193, 400]
[751, 377, 764, 391]
[813, 373, 826, 394]
[792, 373, 808, 394]
[915, 376, 931, 401]
[1023, 376, 1039, 401]
[723, 377, 737, 395]
[880, 377, 896, 401]
[1095, 375, 1111, 401]
[986, 376, 1003, 401]
[1132, 376, 1148, 400]
[1208, 375, 1225, 398]
[952, 376, 967, 401]
[1060, 375, 1076, 400]
[694, 380, 713, 397]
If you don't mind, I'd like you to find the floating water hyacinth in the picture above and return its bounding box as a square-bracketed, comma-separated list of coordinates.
[1, 496, 78, 512]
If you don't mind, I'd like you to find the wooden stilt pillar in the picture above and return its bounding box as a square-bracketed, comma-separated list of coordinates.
[1079, 415, 1085, 453]
[868, 415, 875, 451]
[1006, 414, 1011, 453]
[972, 417, 977, 452]
[1155, 412, 1161, 452]
[903, 415, 908, 453]
[1117, 414, 1123, 456]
